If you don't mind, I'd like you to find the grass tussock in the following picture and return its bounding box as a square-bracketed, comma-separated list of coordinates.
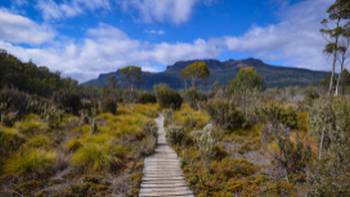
[3, 148, 57, 176]
[172, 104, 210, 129]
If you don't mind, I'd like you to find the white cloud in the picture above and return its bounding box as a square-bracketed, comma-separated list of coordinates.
[0, 9, 54, 44]
[224, 0, 333, 70]
[119, 0, 213, 24]
[145, 29, 165, 35]
[0, 23, 220, 81]
[0, 0, 337, 83]
[37, 0, 111, 20]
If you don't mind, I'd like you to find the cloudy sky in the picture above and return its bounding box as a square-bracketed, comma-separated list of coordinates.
[0, 0, 333, 82]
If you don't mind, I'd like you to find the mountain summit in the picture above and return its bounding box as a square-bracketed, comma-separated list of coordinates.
[83, 58, 328, 89]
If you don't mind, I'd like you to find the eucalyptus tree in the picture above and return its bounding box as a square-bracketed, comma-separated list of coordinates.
[118, 65, 142, 100]
[181, 61, 210, 89]
[321, 0, 350, 95]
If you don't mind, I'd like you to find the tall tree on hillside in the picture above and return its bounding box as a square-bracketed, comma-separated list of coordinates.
[229, 66, 264, 115]
[335, 24, 350, 96]
[118, 66, 142, 92]
[321, 0, 350, 95]
[181, 61, 210, 89]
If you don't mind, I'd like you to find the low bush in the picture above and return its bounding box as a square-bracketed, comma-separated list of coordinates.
[154, 84, 183, 110]
[0, 89, 49, 124]
[0, 127, 25, 163]
[183, 88, 207, 109]
[137, 92, 157, 104]
[166, 126, 193, 146]
[260, 102, 298, 129]
[101, 96, 118, 114]
[3, 148, 57, 176]
[207, 99, 247, 131]
[210, 158, 257, 179]
[53, 90, 82, 115]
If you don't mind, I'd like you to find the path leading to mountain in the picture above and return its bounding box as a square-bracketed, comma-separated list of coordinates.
[139, 115, 194, 197]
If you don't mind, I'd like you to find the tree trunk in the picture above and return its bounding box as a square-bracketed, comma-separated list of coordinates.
[329, 20, 340, 95]
[335, 54, 345, 96]
[191, 76, 196, 89]
[318, 130, 325, 160]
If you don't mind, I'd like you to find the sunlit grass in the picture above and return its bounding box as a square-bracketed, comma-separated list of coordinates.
[172, 104, 210, 129]
[3, 148, 57, 176]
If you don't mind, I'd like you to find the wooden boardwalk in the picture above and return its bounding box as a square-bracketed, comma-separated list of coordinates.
[139, 116, 194, 197]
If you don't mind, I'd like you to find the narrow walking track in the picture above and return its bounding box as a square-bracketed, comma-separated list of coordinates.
[139, 115, 194, 197]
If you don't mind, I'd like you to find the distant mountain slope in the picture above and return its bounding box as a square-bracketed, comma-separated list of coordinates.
[83, 58, 329, 89]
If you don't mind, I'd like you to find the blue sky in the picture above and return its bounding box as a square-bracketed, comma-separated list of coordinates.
[0, 0, 333, 81]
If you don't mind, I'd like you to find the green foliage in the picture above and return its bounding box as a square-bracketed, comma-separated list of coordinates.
[118, 65, 142, 89]
[101, 96, 118, 114]
[137, 92, 157, 104]
[207, 99, 247, 130]
[181, 61, 210, 88]
[261, 102, 298, 129]
[183, 88, 207, 109]
[154, 84, 183, 110]
[0, 50, 78, 96]
[229, 66, 264, 93]
[53, 90, 82, 115]
[3, 148, 57, 176]
[0, 89, 50, 125]
[166, 126, 192, 146]
[210, 158, 257, 179]
[0, 127, 25, 163]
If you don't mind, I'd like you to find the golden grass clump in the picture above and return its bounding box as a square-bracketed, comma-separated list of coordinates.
[71, 142, 126, 172]
[23, 135, 51, 149]
[0, 126, 25, 162]
[172, 104, 210, 129]
[3, 148, 57, 176]
[14, 119, 48, 136]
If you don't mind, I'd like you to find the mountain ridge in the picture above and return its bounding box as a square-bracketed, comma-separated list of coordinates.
[83, 58, 329, 89]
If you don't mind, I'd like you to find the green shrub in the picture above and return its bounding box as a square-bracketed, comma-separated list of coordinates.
[101, 96, 118, 114]
[166, 126, 192, 146]
[53, 90, 82, 115]
[154, 84, 183, 110]
[207, 99, 247, 131]
[0, 89, 49, 124]
[0, 128, 25, 163]
[183, 88, 207, 109]
[3, 149, 57, 176]
[138, 92, 157, 104]
[261, 102, 298, 129]
[210, 158, 257, 179]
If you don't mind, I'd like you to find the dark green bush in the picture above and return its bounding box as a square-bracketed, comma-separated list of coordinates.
[183, 88, 207, 109]
[0, 89, 49, 125]
[154, 84, 183, 110]
[138, 92, 157, 104]
[166, 126, 193, 146]
[207, 99, 247, 130]
[101, 97, 118, 114]
[53, 90, 82, 115]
